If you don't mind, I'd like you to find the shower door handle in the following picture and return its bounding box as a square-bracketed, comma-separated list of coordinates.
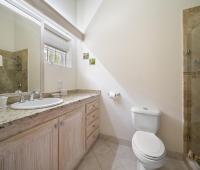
[185, 49, 191, 56]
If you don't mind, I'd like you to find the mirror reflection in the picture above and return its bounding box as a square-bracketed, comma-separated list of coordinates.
[0, 4, 41, 94]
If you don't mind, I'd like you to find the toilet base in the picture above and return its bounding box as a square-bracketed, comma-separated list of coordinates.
[137, 160, 154, 170]
[137, 160, 146, 170]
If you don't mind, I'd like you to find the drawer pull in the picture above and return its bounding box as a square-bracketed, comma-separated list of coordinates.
[86, 100, 99, 114]
[90, 105, 95, 110]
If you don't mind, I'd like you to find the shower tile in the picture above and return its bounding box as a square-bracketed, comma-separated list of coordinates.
[0, 49, 28, 93]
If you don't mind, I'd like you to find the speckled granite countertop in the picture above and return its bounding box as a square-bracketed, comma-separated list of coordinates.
[0, 91, 100, 127]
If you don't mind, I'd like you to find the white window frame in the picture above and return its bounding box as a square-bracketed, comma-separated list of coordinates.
[44, 44, 70, 67]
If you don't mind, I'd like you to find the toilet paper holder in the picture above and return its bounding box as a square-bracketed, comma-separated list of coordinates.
[108, 91, 121, 98]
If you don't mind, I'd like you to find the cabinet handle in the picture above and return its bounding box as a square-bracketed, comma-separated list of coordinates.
[60, 121, 64, 126]
[54, 123, 58, 128]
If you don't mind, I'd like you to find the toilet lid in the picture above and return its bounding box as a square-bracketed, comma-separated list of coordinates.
[133, 131, 165, 158]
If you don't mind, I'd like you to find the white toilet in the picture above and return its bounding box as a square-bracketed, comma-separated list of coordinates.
[131, 107, 166, 170]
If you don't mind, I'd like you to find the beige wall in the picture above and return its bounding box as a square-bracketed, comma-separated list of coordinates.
[43, 29, 76, 92]
[15, 15, 41, 92]
[44, 0, 77, 26]
[76, 0, 200, 153]
[76, 0, 103, 32]
[0, 5, 15, 51]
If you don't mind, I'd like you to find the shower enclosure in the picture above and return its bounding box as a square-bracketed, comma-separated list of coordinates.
[183, 6, 200, 166]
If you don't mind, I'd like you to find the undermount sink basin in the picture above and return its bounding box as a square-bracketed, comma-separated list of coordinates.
[10, 98, 64, 110]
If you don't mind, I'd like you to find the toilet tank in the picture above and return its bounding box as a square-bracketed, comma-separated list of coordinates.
[131, 107, 161, 134]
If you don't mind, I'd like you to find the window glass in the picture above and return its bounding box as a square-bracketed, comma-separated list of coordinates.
[44, 44, 71, 67]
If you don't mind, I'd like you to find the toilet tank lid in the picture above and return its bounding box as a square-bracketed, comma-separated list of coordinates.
[131, 107, 160, 116]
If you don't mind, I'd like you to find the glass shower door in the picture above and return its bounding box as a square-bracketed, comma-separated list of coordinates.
[190, 24, 200, 162]
[183, 6, 200, 165]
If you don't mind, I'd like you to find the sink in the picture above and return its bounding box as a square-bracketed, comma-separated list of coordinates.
[10, 98, 64, 110]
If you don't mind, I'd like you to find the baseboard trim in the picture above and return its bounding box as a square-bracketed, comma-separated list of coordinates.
[167, 151, 185, 160]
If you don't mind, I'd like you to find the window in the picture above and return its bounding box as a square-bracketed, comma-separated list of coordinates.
[44, 44, 71, 67]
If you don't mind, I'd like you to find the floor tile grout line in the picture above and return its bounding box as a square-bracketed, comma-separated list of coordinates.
[92, 138, 123, 170]
[102, 138, 129, 170]
[102, 138, 115, 153]
[93, 139, 116, 170]
[91, 144, 103, 170]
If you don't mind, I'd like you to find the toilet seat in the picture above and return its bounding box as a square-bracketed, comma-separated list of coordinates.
[132, 131, 166, 161]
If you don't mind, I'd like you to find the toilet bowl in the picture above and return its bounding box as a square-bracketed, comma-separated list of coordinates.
[131, 107, 166, 170]
[132, 131, 166, 170]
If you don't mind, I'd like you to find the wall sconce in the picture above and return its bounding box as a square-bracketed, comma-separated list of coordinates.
[0, 55, 3, 67]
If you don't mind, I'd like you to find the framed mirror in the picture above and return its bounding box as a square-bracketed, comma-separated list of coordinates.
[0, 3, 41, 94]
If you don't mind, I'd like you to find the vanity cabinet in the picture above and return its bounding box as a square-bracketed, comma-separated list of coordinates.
[0, 119, 58, 170]
[0, 97, 100, 170]
[85, 100, 100, 151]
[59, 107, 85, 170]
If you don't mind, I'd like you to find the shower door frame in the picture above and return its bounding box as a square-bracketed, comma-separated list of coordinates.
[183, 6, 200, 162]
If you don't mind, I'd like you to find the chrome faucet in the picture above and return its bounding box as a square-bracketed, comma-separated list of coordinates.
[15, 90, 25, 103]
[39, 92, 43, 99]
[29, 91, 39, 101]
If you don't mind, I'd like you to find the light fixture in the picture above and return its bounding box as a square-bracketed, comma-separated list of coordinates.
[0, 0, 41, 26]
[0, 0, 72, 40]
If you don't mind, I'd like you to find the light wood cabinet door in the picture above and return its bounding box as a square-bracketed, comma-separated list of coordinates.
[0, 119, 59, 170]
[59, 106, 85, 170]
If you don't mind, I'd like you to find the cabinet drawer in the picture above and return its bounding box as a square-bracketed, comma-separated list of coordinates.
[86, 110, 99, 126]
[86, 119, 99, 137]
[86, 100, 99, 114]
[86, 129, 99, 150]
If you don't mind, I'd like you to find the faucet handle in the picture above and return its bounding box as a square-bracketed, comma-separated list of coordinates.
[31, 90, 39, 94]
[38, 91, 43, 99]
[15, 90, 25, 103]
[29, 91, 37, 101]
[15, 90, 22, 95]
[30, 90, 43, 100]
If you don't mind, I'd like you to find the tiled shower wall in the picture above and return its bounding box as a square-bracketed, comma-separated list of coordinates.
[0, 49, 28, 94]
[183, 6, 200, 159]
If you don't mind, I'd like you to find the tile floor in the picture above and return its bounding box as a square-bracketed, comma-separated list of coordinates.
[77, 138, 189, 170]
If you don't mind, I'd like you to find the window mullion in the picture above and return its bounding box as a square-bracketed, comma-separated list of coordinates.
[44, 44, 70, 67]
